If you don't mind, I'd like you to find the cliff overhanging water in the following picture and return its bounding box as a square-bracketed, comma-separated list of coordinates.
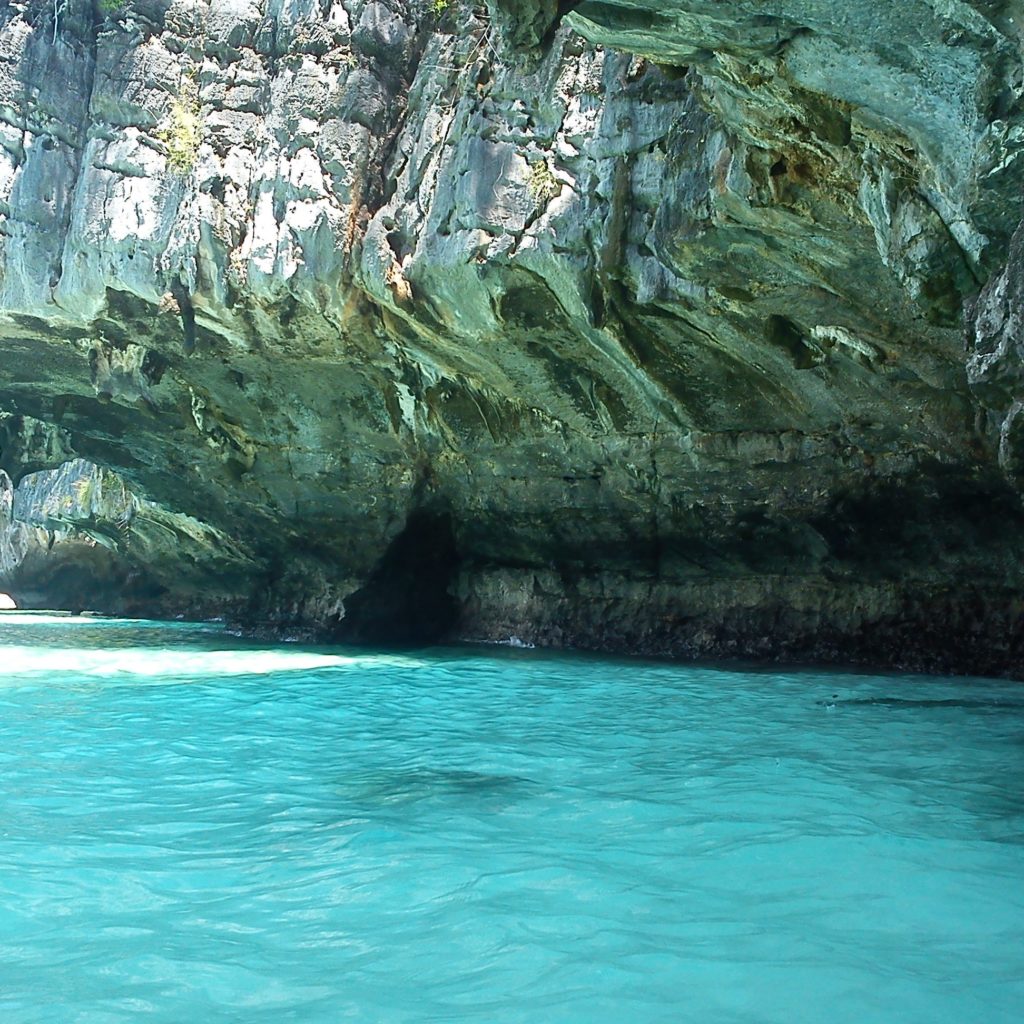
[1, 1, 1023, 672]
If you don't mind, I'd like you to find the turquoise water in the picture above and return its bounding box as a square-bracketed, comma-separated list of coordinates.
[2, 615, 1023, 1023]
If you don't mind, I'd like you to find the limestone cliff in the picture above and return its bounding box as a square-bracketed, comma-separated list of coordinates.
[1, 0, 1023, 673]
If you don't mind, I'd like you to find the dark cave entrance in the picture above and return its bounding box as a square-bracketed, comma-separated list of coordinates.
[336, 509, 460, 646]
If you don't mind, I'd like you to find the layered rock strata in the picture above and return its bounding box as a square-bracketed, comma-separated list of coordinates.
[0, 0, 1022, 672]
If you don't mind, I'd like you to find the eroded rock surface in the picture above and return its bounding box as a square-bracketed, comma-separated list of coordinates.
[0, 0, 1023, 672]
[1, 454, 255, 615]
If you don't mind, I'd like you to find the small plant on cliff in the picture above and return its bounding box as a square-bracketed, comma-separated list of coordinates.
[98, 0, 125, 13]
[72, 475, 96, 510]
[159, 78, 202, 175]
[431, 0, 449, 15]
[527, 159, 560, 205]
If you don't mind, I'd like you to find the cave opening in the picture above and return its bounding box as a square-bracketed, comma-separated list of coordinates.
[335, 508, 460, 645]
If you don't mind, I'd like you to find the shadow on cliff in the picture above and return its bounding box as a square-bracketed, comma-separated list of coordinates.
[335, 509, 459, 646]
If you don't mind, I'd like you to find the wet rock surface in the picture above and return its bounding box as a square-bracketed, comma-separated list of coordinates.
[0, 0, 1023, 673]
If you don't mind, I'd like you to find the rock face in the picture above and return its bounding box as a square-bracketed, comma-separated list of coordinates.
[1, 452, 255, 615]
[0, 0, 1023, 673]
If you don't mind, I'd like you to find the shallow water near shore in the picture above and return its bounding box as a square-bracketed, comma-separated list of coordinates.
[1, 613, 1023, 1023]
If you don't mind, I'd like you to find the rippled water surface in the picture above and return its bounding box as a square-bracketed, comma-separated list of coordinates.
[2, 613, 1023, 1023]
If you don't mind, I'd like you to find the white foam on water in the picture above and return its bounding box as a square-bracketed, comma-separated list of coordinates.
[0, 612, 197, 627]
[0, 646, 426, 680]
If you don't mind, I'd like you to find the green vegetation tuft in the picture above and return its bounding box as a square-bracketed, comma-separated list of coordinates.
[72, 475, 96, 509]
[158, 79, 202, 176]
[527, 159, 560, 205]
